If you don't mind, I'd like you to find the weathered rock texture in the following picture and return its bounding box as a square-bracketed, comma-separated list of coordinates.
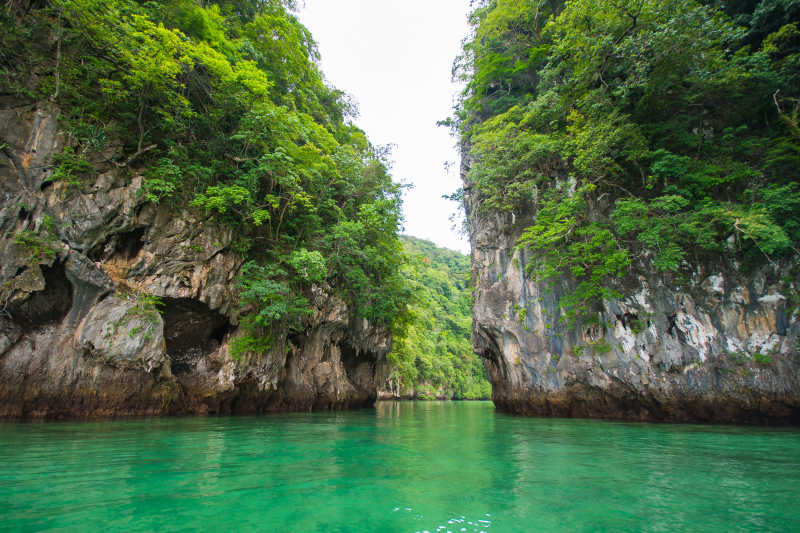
[0, 102, 390, 419]
[465, 173, 800, 424]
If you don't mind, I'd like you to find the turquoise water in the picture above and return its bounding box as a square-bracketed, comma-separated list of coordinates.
[1, 402, 798, 532]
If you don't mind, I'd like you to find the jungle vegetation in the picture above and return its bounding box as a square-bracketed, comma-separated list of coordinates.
[1, 0, 492, 395]
[1, 0, 412, 355]
[453, 0, 800, 323]
[388, 236, 490, 400]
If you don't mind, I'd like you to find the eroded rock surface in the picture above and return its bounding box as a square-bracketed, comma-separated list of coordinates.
[466, 173, 800, 424]
[0, 102, 390, 419]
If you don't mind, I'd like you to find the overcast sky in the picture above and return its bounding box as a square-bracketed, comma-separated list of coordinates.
[297, 1, 472, 254]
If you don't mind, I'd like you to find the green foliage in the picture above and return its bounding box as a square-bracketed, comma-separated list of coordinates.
[47, 146, 93, 187]
[3, 1, 410, 349]
[727, 350, 749, 366]
[105, 290, 164, 342]
[287, 249, 327, 283]
[388, 237, 491, 400]
[144, 157, 184, 203]
[456, 0, 800, 319]
[230, 260, 315, 359]
[229, 333, 273, 360]
[752, 351, 773, 366]
[13, 216, 58, 264]
[589, 339, 613, 355]
[573, 339, 613, 358]
[724, 348, 775, 374]
[517, 184, 629, 322]
[513, 304, 527, 323]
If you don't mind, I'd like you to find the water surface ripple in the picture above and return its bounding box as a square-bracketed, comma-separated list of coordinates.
[1, 401, 798, 531]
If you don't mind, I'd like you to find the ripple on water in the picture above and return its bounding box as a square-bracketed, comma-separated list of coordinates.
[397, 507, 492, 533]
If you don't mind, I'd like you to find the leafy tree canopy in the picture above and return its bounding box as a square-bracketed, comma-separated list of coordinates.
[2, 0, 411, 354]
[455, 0, 800, 322]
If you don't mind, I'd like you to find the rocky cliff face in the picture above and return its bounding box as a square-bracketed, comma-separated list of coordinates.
[466, 174, 800, 424]
[0, 102, 390, 419]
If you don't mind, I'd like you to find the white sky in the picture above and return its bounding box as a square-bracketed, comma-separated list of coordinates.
[297, 1, 472, 254]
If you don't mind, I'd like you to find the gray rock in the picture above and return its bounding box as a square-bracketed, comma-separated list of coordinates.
[464, 156, 800, 424]
[0, 102, 391, 419]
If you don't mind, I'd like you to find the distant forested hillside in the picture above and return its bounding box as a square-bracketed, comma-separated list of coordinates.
[387, 237, 490, 400]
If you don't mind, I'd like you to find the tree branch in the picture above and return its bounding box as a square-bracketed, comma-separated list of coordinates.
[50, 8, 62, 103]
[113, 144, 157, 168]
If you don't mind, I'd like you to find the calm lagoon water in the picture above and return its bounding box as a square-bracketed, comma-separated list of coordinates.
[1, 401, 798, 532]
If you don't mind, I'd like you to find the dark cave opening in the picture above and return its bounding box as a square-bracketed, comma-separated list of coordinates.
[161, 297, 232, 374]
[210, 321, 229, 344]
[339, 340, 360, 373]
[88, 227, 146, 262]
[8, 262, 73, 328]
[667, 314, 678, 337]
[115, 227, 146, 260]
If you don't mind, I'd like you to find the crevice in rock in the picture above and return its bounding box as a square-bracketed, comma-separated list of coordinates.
[616, 312, 638, 330]
[89, 227, 146, 262]
[339, 340, 360, 373]
[776, 305, 789, 336]
[87, 243, 103, 262]
[586, 324, 604, 341]
[320, 344, 331, 363]
[115, 227, 146, 260]
[338, 339, 376, 397]
[161, 297, 232, 375]
[667, 314, 677, 336]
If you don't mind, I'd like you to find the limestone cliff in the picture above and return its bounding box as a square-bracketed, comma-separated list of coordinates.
[0, 102, 390, 419]
[465, 171, 800, 424]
